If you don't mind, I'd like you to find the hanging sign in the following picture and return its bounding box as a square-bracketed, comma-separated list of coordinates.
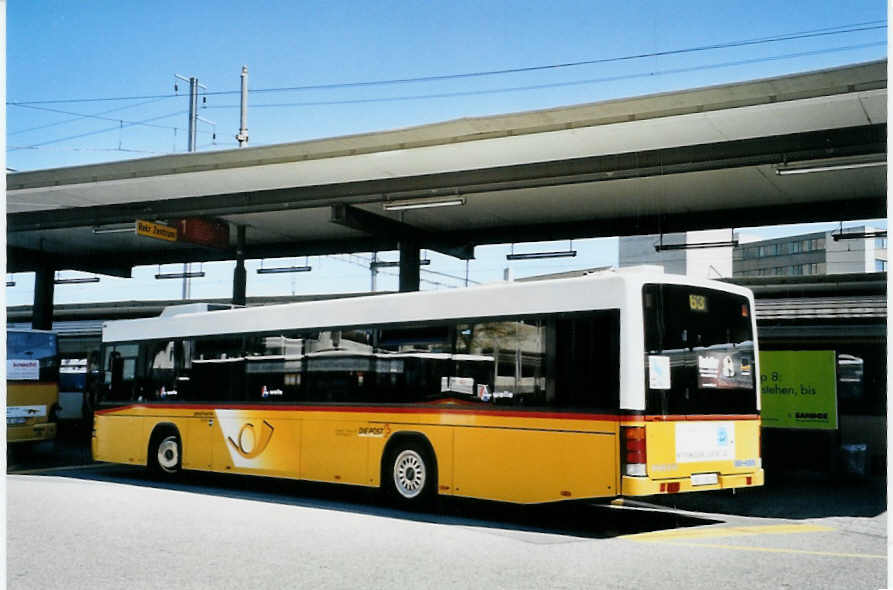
[136, 220, 178, 242]
[177, 217, 229, 249]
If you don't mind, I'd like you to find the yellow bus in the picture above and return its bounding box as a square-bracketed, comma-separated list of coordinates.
[7, 328, 60, 444]
[93, 268, 763, 506]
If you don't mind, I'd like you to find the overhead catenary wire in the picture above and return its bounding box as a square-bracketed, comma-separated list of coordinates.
[6, 21, 885, 106]
[201, 42, 887, 110]
[340, 252, 477, 286]
[9, 103, 190, 133]
[8, 97, 171, 136]
[7, 146, 164, 154]
[323, 253, 468, 289]
[7, 110, 188, 151]
[224, 22, 888, 96]
[8, 85, 206, 153]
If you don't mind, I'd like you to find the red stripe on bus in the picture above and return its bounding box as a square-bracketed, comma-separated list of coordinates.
[94, 403, 620, 421]
[621, 414, 761, 422]
[94, 403, 758, 422]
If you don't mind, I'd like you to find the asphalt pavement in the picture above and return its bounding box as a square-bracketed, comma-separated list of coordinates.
[6, 428, 888, 590]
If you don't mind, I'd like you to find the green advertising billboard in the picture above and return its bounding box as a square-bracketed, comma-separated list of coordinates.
[759, 350, 838, 430]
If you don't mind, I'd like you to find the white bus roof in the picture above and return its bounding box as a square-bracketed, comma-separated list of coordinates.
[102, 269, 754, 343]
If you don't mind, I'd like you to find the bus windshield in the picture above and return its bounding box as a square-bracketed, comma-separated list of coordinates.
[7, 330, 59, 381]
[643, 284, 756, 415]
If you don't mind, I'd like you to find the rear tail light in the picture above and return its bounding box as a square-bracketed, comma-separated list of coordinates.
[622, 426, 647, 477]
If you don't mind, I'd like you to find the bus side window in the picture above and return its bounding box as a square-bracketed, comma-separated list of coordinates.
[142, 339, 190, 401]
[454, 319, 546, 405]
[190, 336, 245, 402]
[374, 324, 452, 403]
[101, 343, 140, 401]
[243, 333, 304, 402]
[109, 352, 125, 400]
[552, 311, 620, 410]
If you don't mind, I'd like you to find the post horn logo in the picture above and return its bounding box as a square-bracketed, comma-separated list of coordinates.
[227, 420, 275, 459]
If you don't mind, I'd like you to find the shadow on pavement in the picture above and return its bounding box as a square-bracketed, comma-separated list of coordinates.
[12, 432, 884, 527]
[25, 462, 721, 540]
[644, 470, 886, 519]
[6, 423, 94, 472]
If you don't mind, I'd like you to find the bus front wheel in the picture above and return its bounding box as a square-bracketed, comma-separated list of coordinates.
[385, 440, 436, 509]
[149, 431, 181, 478]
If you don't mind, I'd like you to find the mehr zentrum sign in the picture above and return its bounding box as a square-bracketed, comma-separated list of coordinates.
[759, 350, 838, 430]
[135, 218, 229, 248]
[136, 219, 178, 241]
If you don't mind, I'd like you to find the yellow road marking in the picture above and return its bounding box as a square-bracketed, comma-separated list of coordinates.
[626, 524, 834, 541]
[624, 524, 885, 560]
[647, 541, 886, 560]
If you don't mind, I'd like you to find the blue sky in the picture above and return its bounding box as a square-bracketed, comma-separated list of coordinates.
[5, 2, 888, 305]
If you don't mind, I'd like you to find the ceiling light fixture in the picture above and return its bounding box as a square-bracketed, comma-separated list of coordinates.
[776, 156, 886, 176]
[382, 197, 466, 211]
[370, 259, 431, 268]
[831, 230, 887, 242]
[257, 257, 312, 274]
[155, 271, 206, 280]
[92, 225, 134, 234]
[506, 250, 577, 260]
[507, 239, 577, 261]
[655, 240, 739, 251]
[257, 265, 312, 274]
[54, 276, 101, 284]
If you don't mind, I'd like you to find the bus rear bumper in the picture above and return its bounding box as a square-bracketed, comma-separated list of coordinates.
[7, 422, 57, 443]
[622, 469, 764, 496]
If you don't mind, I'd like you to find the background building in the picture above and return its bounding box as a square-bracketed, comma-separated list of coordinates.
[618, 229, 734, 278]
[619, 226, 886, 279]
[734, 226, 887, 278]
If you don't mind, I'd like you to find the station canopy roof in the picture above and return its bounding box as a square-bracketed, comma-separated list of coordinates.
[7, 60, 886, 277]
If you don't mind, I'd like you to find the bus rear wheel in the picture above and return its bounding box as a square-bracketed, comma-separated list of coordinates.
[385, 441, 436, 509]
[149, 431, 181, 478]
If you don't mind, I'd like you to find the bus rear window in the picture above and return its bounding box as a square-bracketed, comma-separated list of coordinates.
[643, 284, 756, 415]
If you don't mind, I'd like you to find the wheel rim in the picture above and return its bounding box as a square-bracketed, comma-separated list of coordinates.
[393, 449, 426, 499]
[157, 436, 179, 473]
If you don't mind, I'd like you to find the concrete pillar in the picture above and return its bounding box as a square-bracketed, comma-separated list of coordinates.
[399, 241, 420, 292]
[32, 266, 55, 330]
[232, 225, 247, 306]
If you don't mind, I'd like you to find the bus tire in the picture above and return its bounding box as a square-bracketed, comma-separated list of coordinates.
[148, 428, 181, 479]
[384, 439, 436, 509]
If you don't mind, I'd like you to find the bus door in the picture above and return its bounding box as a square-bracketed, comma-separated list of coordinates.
[182, 410, 215, 470]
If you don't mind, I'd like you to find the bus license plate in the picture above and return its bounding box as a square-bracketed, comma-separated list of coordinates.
[691, 473, 718, 486]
